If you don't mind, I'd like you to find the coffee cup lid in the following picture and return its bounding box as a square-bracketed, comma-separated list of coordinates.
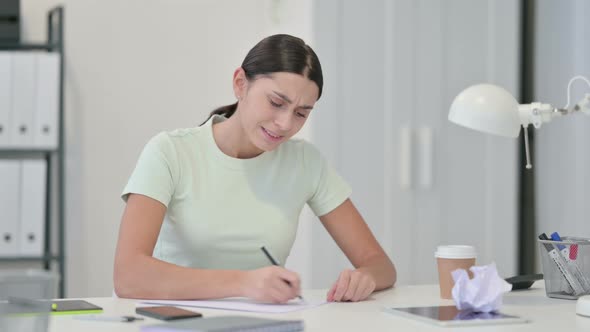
[434, 245, 477, 259]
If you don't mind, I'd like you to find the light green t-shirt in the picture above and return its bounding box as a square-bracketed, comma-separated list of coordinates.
[122, 115, 352, 270]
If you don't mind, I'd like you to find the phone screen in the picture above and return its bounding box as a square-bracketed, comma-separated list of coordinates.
[136, 306, 203, 320]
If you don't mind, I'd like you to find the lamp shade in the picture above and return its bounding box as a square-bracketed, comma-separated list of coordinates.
[448, 84, 521, 138]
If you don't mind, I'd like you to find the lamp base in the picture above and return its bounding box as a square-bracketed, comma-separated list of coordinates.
[576, 295, 590, 317]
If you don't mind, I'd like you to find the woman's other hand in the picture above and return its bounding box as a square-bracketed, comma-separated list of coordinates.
[327, 269, 376, 302]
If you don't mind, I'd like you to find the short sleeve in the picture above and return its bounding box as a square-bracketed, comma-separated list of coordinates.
[121, 132, 178, 207]
[305, 144, 352, 217]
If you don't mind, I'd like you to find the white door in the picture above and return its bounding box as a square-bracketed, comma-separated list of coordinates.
[309, 0, 519, 287]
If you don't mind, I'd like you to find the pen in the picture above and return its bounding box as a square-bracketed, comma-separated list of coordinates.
[74, 315, 144, 322]
[260, 246, 304, 301]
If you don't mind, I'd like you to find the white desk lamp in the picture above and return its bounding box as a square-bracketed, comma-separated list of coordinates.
[448, 76, 590, 169]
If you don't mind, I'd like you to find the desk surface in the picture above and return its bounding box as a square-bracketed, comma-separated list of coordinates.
[48, 283, 590, 331]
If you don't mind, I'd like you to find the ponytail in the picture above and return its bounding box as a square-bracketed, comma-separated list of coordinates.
[200, 102, 238, 126]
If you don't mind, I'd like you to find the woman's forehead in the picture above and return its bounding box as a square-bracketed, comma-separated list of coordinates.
[253, 73, 319, 102]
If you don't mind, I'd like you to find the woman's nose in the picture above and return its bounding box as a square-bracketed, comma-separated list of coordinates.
[273, 111, 292, 132]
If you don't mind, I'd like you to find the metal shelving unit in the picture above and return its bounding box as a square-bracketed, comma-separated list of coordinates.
[0, 6, 66, 298]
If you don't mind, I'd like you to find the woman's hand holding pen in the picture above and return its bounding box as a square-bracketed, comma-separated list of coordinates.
[241, 266, 301, 304]
[327, 269, 376, 302]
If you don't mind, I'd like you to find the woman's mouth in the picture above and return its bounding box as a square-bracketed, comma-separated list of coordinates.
[262, 127, 283, 142]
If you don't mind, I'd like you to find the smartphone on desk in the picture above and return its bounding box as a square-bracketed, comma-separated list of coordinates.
[136, 306, 203, 321]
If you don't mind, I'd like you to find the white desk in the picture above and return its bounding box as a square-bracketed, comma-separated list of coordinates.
[49, 283, 590, 331]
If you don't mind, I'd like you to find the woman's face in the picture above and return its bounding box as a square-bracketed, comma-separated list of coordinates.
[235, 70, 319, 152]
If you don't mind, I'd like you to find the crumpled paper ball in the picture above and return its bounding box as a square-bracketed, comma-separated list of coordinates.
[451, 262, 512, 312]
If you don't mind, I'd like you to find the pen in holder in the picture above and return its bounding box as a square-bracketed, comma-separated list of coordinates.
[537, 235, 590, 299]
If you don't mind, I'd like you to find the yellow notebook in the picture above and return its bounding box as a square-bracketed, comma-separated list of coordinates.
[6, 297, 103, 315]
[49, 299, 103, 315]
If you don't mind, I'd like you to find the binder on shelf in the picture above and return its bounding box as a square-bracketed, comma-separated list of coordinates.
[0, 6, 65, 298]
[0, 52, 12, 147]
[0, 0, 20, 43]
[10, 52, 37, 148]
[0, 160, 21, 256]
[34, 53, 60, 149]
[19, 159, 47, 256]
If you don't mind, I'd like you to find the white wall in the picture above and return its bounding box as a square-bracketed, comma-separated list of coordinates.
[21, 0, 314, 297]
[18, 0, 526, 297]
[535, 1, 590, 239]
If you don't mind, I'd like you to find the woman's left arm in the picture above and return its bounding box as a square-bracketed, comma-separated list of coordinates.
[320, 198, 396, 302]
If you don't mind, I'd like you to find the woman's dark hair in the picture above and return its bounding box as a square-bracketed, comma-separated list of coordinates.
[201, 34, 323, 125]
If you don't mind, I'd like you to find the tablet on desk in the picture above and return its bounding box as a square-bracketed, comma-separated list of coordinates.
[383, 305, 528, 327]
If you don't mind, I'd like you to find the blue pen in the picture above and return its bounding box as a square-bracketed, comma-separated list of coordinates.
[550, 232, 566, 251]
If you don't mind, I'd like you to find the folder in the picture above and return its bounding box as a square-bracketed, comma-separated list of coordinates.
[141, 315, 304, 332]
[0, 52, 11, 147]
[19, 159, 46, 256]
[11, 52, 37, 148]
[33, 53, 60, 149]
[0, 160, 21, 256]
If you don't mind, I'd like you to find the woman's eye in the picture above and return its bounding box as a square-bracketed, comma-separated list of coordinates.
[270, 100, 283, 108]
[296, 112, 307, 118]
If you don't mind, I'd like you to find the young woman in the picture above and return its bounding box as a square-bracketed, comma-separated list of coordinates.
[114, 34, 396, 303]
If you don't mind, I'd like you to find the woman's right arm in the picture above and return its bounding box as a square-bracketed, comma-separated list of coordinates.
[113, 193, 301, 302]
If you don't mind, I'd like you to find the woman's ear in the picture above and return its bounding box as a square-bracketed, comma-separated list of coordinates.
[233, 67, 247, 100]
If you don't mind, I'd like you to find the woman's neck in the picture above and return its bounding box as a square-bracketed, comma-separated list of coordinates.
[212, 114, 264, 159]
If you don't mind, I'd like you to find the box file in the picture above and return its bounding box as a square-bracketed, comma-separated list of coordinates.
[10, 52, 36, 148]
[0, 160, 21, 256]
[0, 22, 19, 43]
[19, 159, 46, 256]
[34, 53, 60, 149]
[0, 0, 20, 43]
[0, 52, 11, 147]
[0, 0, 19, 16]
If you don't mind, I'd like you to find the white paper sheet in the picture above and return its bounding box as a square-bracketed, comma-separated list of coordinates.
[138, 298, 326, 313]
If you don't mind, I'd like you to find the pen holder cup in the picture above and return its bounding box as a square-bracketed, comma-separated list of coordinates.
[538, 236, 590, 300]
[0, 270, 58, 332]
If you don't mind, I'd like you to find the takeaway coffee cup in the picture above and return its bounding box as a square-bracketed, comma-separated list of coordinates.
[435, 245, 477, 299]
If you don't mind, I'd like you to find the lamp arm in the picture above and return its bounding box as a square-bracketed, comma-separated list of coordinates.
[518, 93, 590, 129]
[572, 93, 590, 115]
[563, 75, 590, 109]
[517, 103, 556, 170]
[518, 103, 554, 129]
[515, 85, 590, 170]
[518, 75, 590, 131]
